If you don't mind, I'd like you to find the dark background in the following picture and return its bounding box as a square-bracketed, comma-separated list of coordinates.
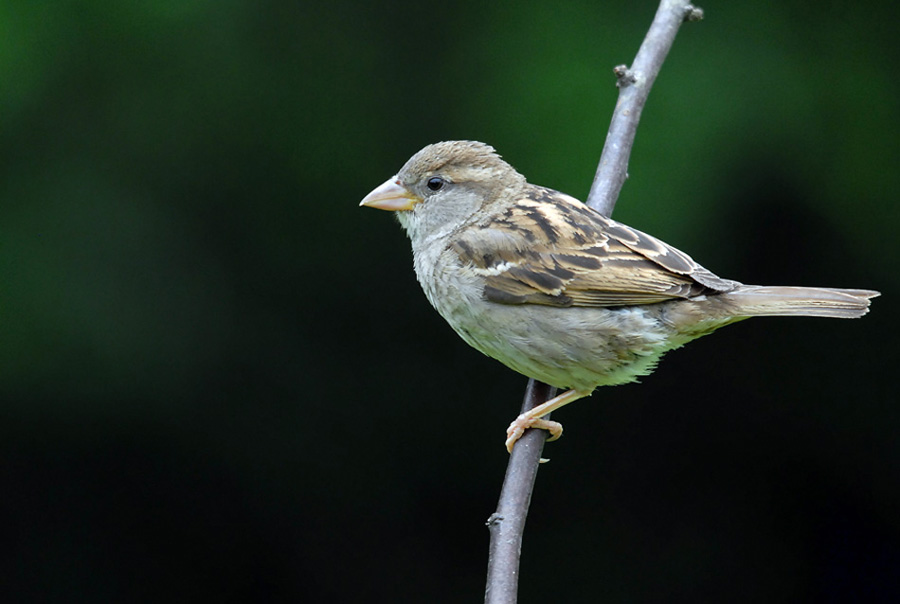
[2, 1, 898, 602]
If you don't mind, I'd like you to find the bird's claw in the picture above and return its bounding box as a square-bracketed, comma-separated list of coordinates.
[505, 415, 564, 453]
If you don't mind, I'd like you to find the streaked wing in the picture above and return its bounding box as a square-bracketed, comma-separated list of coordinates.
[450, 186, 739, 308]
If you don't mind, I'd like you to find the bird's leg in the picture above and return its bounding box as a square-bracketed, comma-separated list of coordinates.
[505, 389, 592, 453]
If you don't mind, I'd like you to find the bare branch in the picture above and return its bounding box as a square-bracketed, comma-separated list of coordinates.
[485, 3, 703, 603]
[587, 0, 703, 216]
[485, 380, 556, 604]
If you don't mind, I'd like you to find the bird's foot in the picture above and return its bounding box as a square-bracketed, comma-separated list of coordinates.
[505, 416, 563, 453]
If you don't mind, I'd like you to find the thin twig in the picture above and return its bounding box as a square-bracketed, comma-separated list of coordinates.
[484, 380, 556, 604]
[484, 3, 703, 603]
[588, 0, 704, 215]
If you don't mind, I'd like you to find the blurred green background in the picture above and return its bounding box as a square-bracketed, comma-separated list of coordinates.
[2, 1, 898, 602]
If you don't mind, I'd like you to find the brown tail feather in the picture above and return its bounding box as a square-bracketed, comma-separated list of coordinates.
[721, 285, 879, 319]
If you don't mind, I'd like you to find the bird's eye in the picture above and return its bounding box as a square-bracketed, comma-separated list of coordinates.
[426, 176, 445, 191]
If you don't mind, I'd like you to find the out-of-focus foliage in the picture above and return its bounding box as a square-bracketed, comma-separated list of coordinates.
[1, 1, 897, 601]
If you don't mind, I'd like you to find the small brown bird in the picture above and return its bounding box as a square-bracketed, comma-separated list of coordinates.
[360, 141, 879, 452]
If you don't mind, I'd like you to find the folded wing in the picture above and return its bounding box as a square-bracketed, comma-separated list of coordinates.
[451, 186, 739, 308]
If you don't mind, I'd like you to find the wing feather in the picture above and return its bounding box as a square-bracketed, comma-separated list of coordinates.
[451, 186, 739, 308]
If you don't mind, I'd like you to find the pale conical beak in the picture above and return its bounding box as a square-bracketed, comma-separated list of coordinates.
[359, 178, 422, 211]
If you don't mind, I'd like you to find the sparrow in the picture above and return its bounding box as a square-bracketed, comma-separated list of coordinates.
[360, 140, 879, 452]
